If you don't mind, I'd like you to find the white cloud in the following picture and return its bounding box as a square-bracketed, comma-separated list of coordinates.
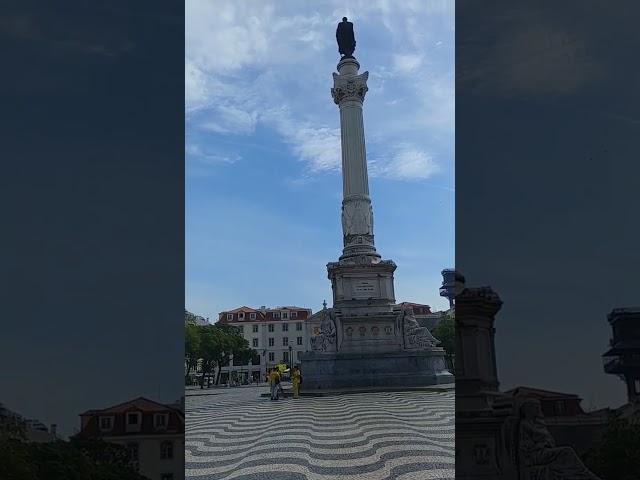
[199, 106, 258, 135]
[371, 145, 439, 180]
[186, 143, 240, 168]
[264, 108, 341, 172]
[185, 0, 453, 180]
[393, 53, 423, 74]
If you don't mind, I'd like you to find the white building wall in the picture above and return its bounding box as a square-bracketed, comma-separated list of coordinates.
[108, 434, 184, 480]
[219, 319, 309, 382]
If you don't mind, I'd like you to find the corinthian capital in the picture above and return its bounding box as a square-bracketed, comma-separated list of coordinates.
[331, 71, 369, 105]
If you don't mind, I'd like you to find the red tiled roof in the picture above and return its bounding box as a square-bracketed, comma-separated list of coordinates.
[79, 397, 180, 416]
[218, 305, 312, 323]
[76, 397, 184, 438]
[397, 302, 432, 314]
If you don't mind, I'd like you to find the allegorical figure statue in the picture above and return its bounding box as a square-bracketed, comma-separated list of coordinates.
[518, 400, 601, 479]
[398, 307, 440, 350]
[336, 17, 356, 58]
[310, 307, 337, 352]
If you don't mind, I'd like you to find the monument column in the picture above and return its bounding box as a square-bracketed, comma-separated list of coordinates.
[299, 17, 453, 391]
[332, 58, 380, 263]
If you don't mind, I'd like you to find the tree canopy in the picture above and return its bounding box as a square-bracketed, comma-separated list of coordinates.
[432, 311, 455, 357]
[184, 311, 256, 387]
[584, 418, 640, 480]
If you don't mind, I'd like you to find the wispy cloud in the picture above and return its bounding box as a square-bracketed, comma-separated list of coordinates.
[393, 53, 423, 74]
[264, 108, 341, 172]
[185, 143, 240, 177]
[185, 0, 453, 181]
[370, 144, 439, 180]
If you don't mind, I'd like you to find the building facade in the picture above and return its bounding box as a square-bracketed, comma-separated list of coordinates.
[217, 305, 313, 383]
[75, 397, 185, 480]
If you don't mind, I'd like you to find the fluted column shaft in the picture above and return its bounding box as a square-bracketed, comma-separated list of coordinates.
[331, 57, 380, 262]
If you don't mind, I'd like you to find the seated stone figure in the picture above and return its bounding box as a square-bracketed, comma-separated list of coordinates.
[518, 399, 601, 480]
[400, 307, 440, 350]
[310, 308, 337, 352]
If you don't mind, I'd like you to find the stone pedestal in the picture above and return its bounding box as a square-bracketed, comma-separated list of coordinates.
[299, 350, 453, 390]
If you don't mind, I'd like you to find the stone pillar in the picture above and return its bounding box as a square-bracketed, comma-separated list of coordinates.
[331, 57, 380, 263]
[455, 285, 518, 479]
[456, 287, 503, 403]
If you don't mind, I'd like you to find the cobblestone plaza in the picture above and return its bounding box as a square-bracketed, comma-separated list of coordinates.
[185, 387, 454, 480]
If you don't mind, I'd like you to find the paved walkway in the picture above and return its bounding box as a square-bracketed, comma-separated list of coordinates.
[186, 387, 454, 480]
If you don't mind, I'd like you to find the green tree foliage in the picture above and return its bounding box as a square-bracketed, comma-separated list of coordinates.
[193, 322, 255, 388]
[0, 438, 147, 480]
[584, 418, 640, 480]
[432, 312, 455, 361]
[184, 322, 200, 382]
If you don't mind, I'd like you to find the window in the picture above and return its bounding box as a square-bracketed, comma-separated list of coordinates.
[297, 350, 302, 359]
[283, 337, 289, 346]
[282, 312, 288, 319]
[252, 338, 259, 348]
[226, 313, 232, 320]
[554, 401, 566, 416]
[635, 379, 640, 394]
[154, 413, 169, 429]
[127, 443, 139, 462]
[296, 322, 302, 331]
[273, 312, 280, 319]
[283, 351, 289, 362]
[252, 354, 260, 365]
[238, 312, 245, 320]
[268, 337, 274, 347]
[268, 352, 275, 362]
[282, 323, 289, 332]
[268, 324, 274, 332]
[127, 412, 140, 425]
[252, 325, 259, 333]
[160, 441, 174, 459]
[250, 312, 256, 319]
[99, 416, 113, 431]
[292, 312, 298, 319]
[297, 336, 303, 345]
[237, 325, 244, 334]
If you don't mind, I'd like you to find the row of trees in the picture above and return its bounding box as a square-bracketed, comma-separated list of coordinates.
[185, 311, 258, 388]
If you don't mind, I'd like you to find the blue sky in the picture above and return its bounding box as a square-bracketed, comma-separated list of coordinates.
[186, 0, 454, 320]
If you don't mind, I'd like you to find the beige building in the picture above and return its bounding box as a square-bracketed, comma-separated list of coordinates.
[217, 305, 313, 383]
[75, 397, 184, 480]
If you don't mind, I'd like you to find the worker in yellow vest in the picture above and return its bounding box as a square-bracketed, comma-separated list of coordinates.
[268, 368, 281, 400]
[291, 366, 302, 399]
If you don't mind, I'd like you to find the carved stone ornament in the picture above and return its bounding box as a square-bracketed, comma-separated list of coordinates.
[332, 71, 369, 104]
[518, 400, 601, 479]
[341, 197, 373, 237]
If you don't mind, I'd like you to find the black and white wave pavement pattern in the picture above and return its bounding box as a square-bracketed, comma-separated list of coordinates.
[186, 388, 454, 480]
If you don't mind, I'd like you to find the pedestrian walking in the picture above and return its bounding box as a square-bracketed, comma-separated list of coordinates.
[268, 368, 280, 400]
[292, 366, 302, 399]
